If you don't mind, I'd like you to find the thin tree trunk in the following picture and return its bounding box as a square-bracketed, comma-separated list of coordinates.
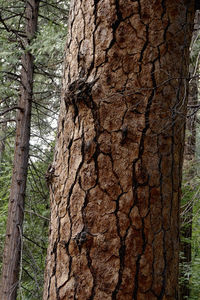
[0, 1, 39, 299]
[0, 118, 7, 166]
[180, 10, 200, 300]
[44, 1, 195, 299]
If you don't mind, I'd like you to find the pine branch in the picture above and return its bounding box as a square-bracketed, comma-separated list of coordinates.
[0, 12, 27, 48]
[40, 0, 69, 14]
[23, 234, 47, 250]
[0, 119, 16, 124]
[38, 14, 60, 26]
[0, 106, 24, 116]
[24, 210, 49, 221]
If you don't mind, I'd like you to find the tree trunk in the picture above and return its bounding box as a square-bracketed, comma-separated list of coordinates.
[0, 1, 39, 299]
[44, 1, 195, 299]
[180, 10, 200, 300]
[0, 118, 7, 166]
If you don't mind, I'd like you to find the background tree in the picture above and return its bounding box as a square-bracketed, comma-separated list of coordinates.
[180, 9, 200, 300]
[0, 0, 69, 298]
[43, 1, 195, 299]
[0, 1, 40, 299]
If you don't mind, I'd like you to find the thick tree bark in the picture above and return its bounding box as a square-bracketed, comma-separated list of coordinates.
[44, 1, 195, 299]
[0, 1, 39, 299]
[180, 10, 200, 300]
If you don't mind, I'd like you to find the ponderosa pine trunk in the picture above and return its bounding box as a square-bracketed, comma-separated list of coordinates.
[44, 1, 195, 299]
[180, 10, 200, 300]
[0, 1, 39, 299]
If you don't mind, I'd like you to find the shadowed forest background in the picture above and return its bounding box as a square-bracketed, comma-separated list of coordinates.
[0, 1, 200, 299]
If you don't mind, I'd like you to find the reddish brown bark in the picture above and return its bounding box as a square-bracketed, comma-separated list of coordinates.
[0, 1, 39, 299]
[44, 1, 195, 299]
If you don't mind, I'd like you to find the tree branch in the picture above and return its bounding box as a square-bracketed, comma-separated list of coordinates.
[0, 119, 16, 124]
[0, 106, 24, 116]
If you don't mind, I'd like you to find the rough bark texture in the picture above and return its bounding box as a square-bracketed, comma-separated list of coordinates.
[0, 1, 39, 299]
[180, 10, 200, 300]
[44, 1, 195, 299]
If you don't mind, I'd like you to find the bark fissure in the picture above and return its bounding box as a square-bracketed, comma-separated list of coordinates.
[43, 1, 195, 299]
[112, 192, 127, 299]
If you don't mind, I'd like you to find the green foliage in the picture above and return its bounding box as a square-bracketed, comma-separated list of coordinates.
[189, 200, 200, 300]
[0, 1, 23, 102]
[180, 160, 200, 300]
[18, 146, 54, 300]
[179, 12, 200, 299]
[30, 22, 66, 63]
[0, 132, 14, 271]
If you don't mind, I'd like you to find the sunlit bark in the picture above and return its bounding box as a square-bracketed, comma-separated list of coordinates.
[44, 1, 195, 299]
